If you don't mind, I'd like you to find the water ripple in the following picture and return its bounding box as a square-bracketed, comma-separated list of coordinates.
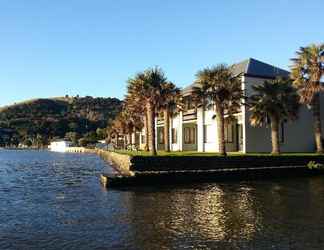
[1, 150, 324, 249]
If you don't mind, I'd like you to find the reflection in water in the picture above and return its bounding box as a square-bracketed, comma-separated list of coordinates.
[124, 184, 263, 249]
[1, 150, 324, 249]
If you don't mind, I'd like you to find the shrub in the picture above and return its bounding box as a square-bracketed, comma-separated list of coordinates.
[307, 161, 324, 170]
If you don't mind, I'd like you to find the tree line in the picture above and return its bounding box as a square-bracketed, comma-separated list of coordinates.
[0, 96, 122, 148]
[107, 43, 324, 156]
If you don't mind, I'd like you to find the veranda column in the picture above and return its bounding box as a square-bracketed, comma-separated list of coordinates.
[197, 107, 205, 152]
[169, 116, 173, 151]
[179, 111, 183, 151]
[154, 116, 158, 150]
[131, 131, 136, 145]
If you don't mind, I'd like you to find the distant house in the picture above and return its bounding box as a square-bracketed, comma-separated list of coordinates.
[18, 143, 29, 149]
[96, 140, 109, 150]
[137, 58, 324, 153]
[48, 140, 72, 152]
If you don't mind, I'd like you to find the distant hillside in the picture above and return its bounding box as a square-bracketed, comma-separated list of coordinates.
[0, 96, 122, 147]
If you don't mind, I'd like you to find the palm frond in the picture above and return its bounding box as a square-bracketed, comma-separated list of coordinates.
[290, 43, 324, 103]
[249, 77, 300, 127]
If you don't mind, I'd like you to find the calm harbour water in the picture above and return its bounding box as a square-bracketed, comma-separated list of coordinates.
[1, 150, 324, 250]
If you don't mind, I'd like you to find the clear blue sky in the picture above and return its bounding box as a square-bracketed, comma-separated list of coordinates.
[0, 0, 323, 106]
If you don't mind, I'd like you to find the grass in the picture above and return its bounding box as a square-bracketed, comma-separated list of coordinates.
[111, 150, 222, 157]
[109, 149, 323, 157]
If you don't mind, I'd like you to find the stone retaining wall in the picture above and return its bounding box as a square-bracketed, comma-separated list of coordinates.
[67, 149, 324, 177]
[66, 147, 132, 175]
[96, 150, 133, 176]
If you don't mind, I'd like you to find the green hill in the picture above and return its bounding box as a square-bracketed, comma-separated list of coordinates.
[0, 96, 122, 147]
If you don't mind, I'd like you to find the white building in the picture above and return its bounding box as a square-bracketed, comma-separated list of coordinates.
[48, 140, 72, 152]
[137, 58, 324, 153]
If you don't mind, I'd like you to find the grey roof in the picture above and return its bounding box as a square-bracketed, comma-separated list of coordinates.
[182, 82, 200, 95]
[230, 58, 289, 78]
[182, 58, 290, 94]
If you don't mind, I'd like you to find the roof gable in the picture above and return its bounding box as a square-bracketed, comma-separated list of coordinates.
[182, 58, 290, 94]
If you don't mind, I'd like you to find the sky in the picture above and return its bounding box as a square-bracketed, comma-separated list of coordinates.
[0, 0, 323, 106]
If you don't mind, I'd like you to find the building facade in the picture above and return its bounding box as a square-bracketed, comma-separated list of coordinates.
[137, 58, 324, 153]
[48, 140, 72, 152]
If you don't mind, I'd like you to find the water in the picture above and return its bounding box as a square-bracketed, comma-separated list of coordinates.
[1, 150, 324, 250]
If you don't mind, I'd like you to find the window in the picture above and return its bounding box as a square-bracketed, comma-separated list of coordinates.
[135, 133, 140, 144]
[184, 96, 195, 110]
[266, 115, 271, 125]
[203, 125, 213, 143]
[225, 123, 234, 143]
[141, 134, 146, 144]
[158, 128, 164, 144]
[172, 128, 177, 144]
[184, 126, 196, 144]
[280, 122, 285, 143]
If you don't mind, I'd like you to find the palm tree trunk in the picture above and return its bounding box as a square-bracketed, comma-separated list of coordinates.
[144, 113, 149, 151]
[163, 109, 170, 152]
[216, 105, 226, 156]
[312, 93, 323, 153]
[146, 101, 157, 155]
[133, 127, 136, 146]
[270, 115, 280, 154]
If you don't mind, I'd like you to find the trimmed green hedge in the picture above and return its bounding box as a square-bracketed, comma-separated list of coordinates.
[130, 155, 324, 172]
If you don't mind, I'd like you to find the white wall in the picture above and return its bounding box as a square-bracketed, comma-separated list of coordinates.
[152, 76, 323, 153]
[243, 76, 316, 153]
[49, 141, 72, 152]
[197, 107, 204, 152]
[203, 109, 218, 152]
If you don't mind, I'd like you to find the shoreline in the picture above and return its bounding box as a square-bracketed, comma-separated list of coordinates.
[63, 147, 324, 188]
[100, 166, 324, 188]
[3, 147, 324, 187]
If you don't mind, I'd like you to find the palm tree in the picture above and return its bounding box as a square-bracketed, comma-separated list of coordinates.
[193, 64, 243, 156]
[291, 44, 324, 153]
[125, 81, 149, 151]
[126, 67, 167, 155]
[158, 82, 180, 152]
[249, 78, 300, 154]
[109, 113, 128, 149]
[122, 98, 144, 146]
[122, 110, 135, 147]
